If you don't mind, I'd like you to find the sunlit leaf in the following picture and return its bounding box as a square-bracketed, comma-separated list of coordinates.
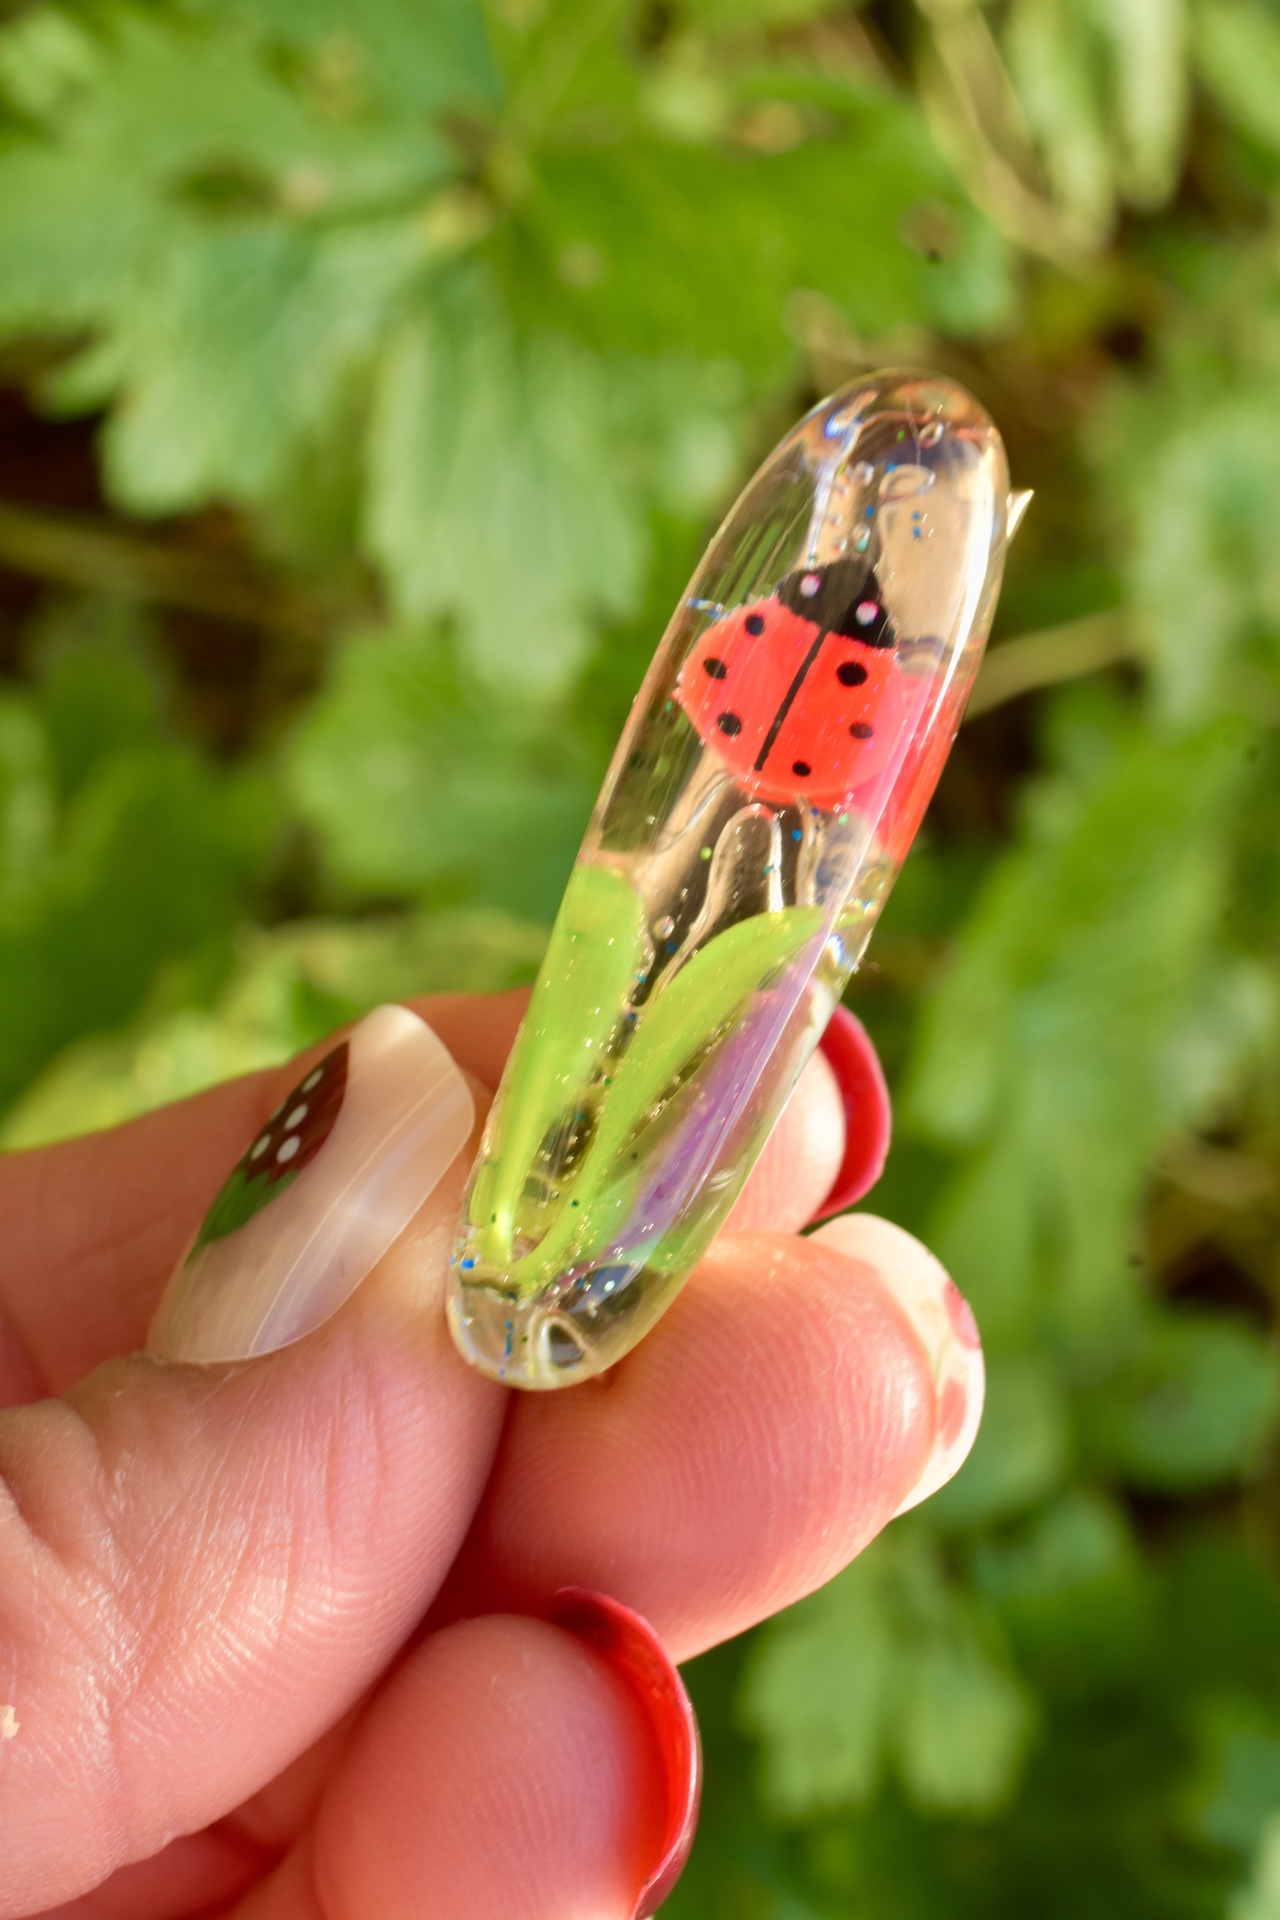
[287, 623, 596, 915]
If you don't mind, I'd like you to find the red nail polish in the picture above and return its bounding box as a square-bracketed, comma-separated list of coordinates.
[551, 1587, 701, 1917]
[810, 1004, 891, 1221]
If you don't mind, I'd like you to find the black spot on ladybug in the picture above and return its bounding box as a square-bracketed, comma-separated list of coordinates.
[792, 760, 812, 777]
[717, 711, 743, 737]
[745, 613, 765, 637]
[778, 556, 896, 649]
[850, 722, 874, 740]
[837, 660, 868, 687]
[703, 656, 728, 679]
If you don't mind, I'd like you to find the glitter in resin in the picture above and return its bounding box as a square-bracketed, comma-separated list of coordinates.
[448, 371, 1016, 1388]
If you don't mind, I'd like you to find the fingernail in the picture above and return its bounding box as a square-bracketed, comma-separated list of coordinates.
[550, 1588, 701, 1919]
[809, 1212, 984, 1514]
[148, 1005, 474, 1364]
[809, 1005, 891, 1222]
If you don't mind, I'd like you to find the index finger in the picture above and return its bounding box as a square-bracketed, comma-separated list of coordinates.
[0, 989, 849, 1396]
[0, 991, 529, 1396]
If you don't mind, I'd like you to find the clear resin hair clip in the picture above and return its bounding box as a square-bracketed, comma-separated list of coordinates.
[449, 371, 1019, 1388]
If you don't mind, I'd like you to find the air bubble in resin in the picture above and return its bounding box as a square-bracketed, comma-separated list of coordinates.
[449, 370, 1019, 1388]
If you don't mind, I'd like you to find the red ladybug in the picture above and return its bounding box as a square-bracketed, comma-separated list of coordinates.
[675, 558, 907, 808]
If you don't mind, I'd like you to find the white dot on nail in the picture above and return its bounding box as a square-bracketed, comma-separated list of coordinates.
[249, 1135, 270, 1160]
[277, 1136, 301, 1164]
[301, 1069, 322, 1092]
[284, 1104, 308, 1130]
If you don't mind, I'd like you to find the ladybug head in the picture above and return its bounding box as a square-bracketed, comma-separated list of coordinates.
[777, 557, 896, 649]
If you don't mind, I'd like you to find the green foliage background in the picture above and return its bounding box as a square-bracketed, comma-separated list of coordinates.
[3, 0, 1280, 1909]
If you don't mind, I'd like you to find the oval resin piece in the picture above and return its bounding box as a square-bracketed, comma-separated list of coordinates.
[449, 371, 1015, 1388]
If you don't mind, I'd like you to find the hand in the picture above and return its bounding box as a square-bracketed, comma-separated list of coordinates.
[0, 991, 982, 1919]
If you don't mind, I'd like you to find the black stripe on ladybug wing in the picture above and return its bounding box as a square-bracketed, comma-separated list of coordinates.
[753, 627, 828, 774]
[777, 557, 896, 649]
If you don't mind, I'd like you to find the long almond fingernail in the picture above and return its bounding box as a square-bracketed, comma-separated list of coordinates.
[551, 1588, 701, 1919]
[809, 1005, 892, 1222]
[148, 1005, 474, 1364]
[809, 1212, 984, 1513]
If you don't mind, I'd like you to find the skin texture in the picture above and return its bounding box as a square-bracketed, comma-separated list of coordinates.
[0, 990, 964, 1920]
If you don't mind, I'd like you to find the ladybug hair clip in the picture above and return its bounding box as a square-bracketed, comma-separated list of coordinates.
[450, 371, 1022, 1388]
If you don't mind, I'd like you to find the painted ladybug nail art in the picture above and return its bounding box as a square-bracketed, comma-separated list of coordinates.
[150, 1005, 474, 1366]
[192, 1042, 349, 1253]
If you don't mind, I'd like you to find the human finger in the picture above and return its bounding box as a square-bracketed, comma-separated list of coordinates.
[236, 1603, 688, 1920]
[0, 983, 866, 1396]
[0, 992, 529, 1396]
[0, 1020, 508, 1917]
[438, 1215, 984, 1662]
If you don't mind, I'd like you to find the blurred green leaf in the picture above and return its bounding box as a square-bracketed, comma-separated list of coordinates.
[1005, 0, 1114, 240]
[1198, 1724, 1280, 1856]
[0, 744, 271, 1103]
[1081, 1311, 1279, 1490]
[741, 1532, 1034, 1821]
[365, 276, 645, 689]
[1101, 0, 1188, 208]
[0, 3, 1279, 1914]
[0, 905, 546, 1147]
[1103, 342, 1280, 723]
[911, 704, 1253, 1332]
[738, 1548, 892, 1818]
[1231, 1814, 1280, 1920]
[238, 0, 497, 115]
[895, 1601, 1034, 1815]
[288, 623, 596, 915]
[1195, 0, 1280, 160]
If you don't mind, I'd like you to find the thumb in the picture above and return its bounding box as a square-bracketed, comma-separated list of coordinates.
[0, 1007, 502, 1918]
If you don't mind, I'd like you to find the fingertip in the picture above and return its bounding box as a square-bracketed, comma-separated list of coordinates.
[314, 1614, 669, 1920]
[461, 1229, 939, 1658]
[550, 1588, 700, 1917]
[809, 1212, 984, 1512]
